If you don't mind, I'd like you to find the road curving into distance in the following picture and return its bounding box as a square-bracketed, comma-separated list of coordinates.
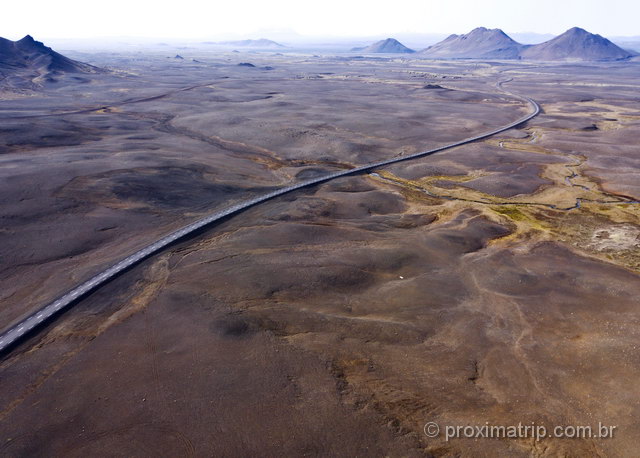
[0, 79, 540, 355]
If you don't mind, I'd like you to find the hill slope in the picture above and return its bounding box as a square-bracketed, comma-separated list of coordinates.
[0, 35, 97, 74]
[352, 38, 414, 53]
[520, 27, 635, 61]
[418, 27, 525, 59]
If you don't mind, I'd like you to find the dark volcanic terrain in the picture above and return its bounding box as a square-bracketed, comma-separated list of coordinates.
[0, 47, 639, 457]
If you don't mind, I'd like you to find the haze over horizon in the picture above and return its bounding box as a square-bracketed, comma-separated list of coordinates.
[2, 0, 639, 41]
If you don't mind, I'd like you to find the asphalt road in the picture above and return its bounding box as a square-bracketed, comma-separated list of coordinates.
[0, 80, 540, 355]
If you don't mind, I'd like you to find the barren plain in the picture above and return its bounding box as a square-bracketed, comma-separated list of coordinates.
[1, 51, 639, 456]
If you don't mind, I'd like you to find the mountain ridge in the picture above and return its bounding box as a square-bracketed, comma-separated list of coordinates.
[417, 27, 635, 61]
[0, 34, 99, 82]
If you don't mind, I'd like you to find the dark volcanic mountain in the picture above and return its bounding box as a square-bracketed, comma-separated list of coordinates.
[520, 27, 635, 61]
[0, 35, 97, 75]
[351, 38, 414, 53]
[418, 27, 525, 59]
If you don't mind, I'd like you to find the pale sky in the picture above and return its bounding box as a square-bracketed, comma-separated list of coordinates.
[1, 0, 638, 40]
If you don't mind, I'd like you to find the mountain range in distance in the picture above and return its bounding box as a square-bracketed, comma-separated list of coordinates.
[0, 26, 637, 83]
[366, 27, 636, 61]
[202, 38, 285, 49]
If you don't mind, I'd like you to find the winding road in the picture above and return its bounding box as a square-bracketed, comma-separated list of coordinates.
[0, 79, 540, 355]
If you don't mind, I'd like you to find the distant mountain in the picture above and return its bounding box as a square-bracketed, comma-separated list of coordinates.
[210, 39, 285, 48]
[351, 38, 414, 53]
[414, 26, 636, 61]
[520, 27, 636, 61]
[417, 27, 525, 59]
[0, 35, 98, 74]
[614, 40, 640, 53]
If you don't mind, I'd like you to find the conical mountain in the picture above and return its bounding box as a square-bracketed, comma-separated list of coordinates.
[418, 27, 525, 59]
[352, 38, 415, 53]
[520, 27, 635, 61]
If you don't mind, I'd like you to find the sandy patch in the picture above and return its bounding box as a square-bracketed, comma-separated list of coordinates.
[589, 224, 640, 251]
